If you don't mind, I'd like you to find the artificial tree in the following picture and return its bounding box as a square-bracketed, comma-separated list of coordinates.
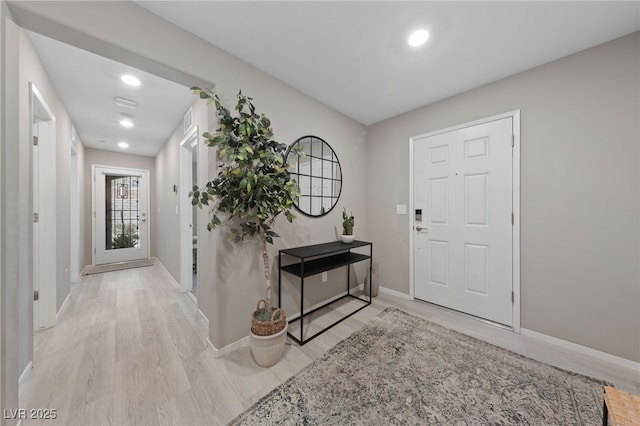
[189, 87, 300, 322]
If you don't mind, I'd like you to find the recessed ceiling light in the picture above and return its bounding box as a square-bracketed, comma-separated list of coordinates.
[118, 141, 129, 149]
[119, 118, 134, 128]
[121, 74, 141, 87]
[408, 29, 429, 47]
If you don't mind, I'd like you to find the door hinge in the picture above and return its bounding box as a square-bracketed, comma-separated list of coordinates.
[511, 134, 514, 147]
[94, 248, 96, 254]
[511, 212, 514, 225]
[511, 291, 514, 303]
[33, 212, 39, 223]
[33, 290, 39, 301]
[33, 136, 39, 146]
[93, 211, 96, 218]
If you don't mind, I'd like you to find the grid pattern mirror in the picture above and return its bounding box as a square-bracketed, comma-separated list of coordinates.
[286, 136, 342, 217]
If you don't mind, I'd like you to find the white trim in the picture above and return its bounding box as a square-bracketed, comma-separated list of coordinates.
[179, 127, 199, 293]
[198, 308, 209, 324]
[56, 293, 70, 320]
[286, 288, 370, 321]
[208, 336, 249, 359]
[408, 137, 415, 300]
[511, 110, 521, 332]
[19, 361, 32, 384]
[355, 282, 413, 301]
[79, 265, 89, 277]
[30, 83, 58, 330]
[409, 110, 521, 332]
[152, 257, 181, 290]
[411, 110, 519, 141]
[379, 285, 413, 300]
[209, 287, 370, 357]
[521, 328, 640, 376]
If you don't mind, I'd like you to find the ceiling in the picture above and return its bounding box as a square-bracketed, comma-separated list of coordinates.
[26, 2, 640, 158]
[137, 1, 640, 125]
[27, 31, 196, 157]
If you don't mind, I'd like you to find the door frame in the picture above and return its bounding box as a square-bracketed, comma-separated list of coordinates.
[69, 125, 80, 282]
[179, 126, 198, 293]
[409, 110, 521, 332]
[30, 83, 57, 330]
[91, 164, 150, 265]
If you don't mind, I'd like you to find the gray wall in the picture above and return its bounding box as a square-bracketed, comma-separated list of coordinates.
[83, 148, 156, 267]
[366, 33, 640, 362]
[153, 99, 209, 283]
[18, 26, 79, 375]
[1, 5, 83, 422]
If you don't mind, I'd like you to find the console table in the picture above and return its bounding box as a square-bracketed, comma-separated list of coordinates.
[278, 240, 372, 345]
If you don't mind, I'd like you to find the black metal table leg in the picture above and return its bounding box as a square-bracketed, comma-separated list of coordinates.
[300, 260, 304, 345]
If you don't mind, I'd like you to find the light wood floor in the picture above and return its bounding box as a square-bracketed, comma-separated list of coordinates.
[19, 259, 639, 425]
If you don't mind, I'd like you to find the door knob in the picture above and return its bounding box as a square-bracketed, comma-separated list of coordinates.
[416, 226, 428, 233]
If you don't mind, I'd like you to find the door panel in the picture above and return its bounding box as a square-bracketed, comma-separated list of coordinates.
[94, 166, 149, 265]
[414, 117, 513, 326]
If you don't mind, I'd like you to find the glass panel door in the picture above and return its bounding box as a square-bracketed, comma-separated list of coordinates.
[94, 166, 149, 265]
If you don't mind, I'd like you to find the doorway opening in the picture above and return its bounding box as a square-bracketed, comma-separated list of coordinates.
[180, 127, 199, 297]
[30, 83, 57, 330]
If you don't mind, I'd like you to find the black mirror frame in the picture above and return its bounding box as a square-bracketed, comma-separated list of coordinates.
[285, 135, 342, 218]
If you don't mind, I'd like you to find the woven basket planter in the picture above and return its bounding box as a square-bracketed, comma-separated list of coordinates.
[251, 299, 287, 336]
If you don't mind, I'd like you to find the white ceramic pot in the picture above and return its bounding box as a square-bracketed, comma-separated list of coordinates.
[339, 234, 355, 243]
[250, 322, 288, 367]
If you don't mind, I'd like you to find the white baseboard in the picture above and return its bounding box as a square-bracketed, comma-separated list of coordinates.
[80, 265, 89, 276]
[210, 287, 369, 356]
[378, 285, 412, 300]
[521, 328, 640, 375]
[56, 293, 70, 320]
[287, 289, 362, 321]
[19, 361, 32, 384]
[197, 308, 209, 324]
[152, 257, 181, 290]
[208, 335, 249, 359]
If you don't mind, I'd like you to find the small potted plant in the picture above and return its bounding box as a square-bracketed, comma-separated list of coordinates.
[190, 87, 300, 367]
[340, 208, 355, 243]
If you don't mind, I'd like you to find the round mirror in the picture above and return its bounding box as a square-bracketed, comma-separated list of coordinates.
[286, 136, 342, 217]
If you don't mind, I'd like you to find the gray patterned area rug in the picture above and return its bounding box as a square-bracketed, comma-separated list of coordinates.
[231, 307, 605, 425]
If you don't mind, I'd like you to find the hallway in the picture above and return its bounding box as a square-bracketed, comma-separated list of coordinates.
[18, 260, 378, 425]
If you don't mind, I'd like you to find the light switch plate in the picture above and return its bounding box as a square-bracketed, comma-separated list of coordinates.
[396, 204, 407, 215]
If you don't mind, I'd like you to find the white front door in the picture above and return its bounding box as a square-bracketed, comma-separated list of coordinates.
[413, 117, 514, 326]
[93, 166, 149, 265]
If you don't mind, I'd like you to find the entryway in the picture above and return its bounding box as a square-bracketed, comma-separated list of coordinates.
[410, 111, 520, 328]
[92, 165, 150, 265]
